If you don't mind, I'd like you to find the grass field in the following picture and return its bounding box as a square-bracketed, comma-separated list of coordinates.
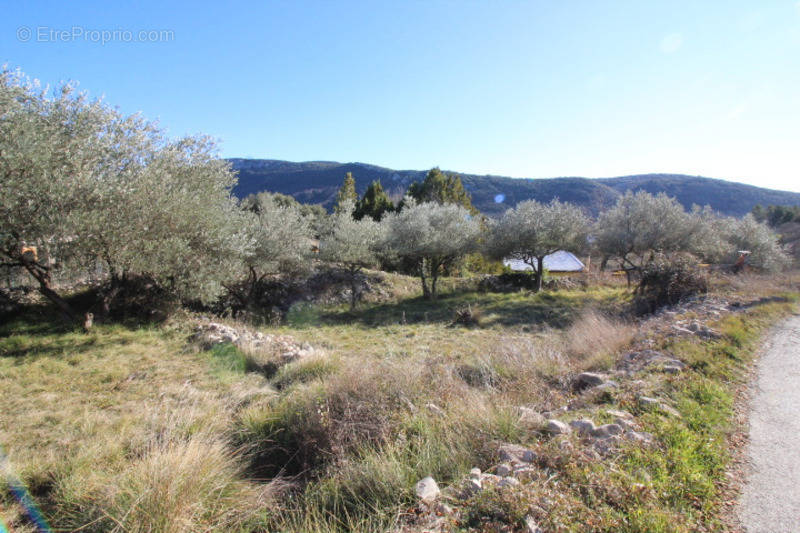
[1, 273, 797, 532]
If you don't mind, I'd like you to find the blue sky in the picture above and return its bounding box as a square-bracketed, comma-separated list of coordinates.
[3, 1, 800, 191]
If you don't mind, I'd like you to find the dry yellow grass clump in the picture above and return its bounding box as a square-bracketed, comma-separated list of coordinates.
[564, 309, 637, 370]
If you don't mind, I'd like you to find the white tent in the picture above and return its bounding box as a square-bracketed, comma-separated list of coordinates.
[503, 250, 585, 272]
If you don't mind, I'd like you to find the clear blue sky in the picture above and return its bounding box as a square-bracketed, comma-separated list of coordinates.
[3, 1, 800, 191]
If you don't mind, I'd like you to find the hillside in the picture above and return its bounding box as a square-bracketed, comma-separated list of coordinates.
[228, 158, 800, 216]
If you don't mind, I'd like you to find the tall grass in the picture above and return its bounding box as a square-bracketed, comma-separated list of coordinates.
[564, 309, 636, 370]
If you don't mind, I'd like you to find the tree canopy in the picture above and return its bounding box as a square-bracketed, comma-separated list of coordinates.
[354, 180, 395, 221]
[407, 167, 477, 213]
[383, 198, 481, 299]
[334, 172, 358, 215]
[487, 199, 590, 291]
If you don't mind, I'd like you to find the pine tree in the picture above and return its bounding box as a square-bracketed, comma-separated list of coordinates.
[334, 172, 358, 214]
[406, 167, 477, 213]
[354, 180, 395, 221]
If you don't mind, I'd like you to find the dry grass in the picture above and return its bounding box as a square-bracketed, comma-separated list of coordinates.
[1, 278, 644, 532]
[564, 309, 637, 370]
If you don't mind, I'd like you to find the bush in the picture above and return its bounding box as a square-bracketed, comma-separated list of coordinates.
[633, 257, 708, 314]
[452, 304, 484, 327]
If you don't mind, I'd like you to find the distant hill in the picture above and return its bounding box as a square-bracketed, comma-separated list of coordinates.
[228, 158, 800, 217]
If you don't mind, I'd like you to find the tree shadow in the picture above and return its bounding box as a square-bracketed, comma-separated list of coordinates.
[315, 288, 629, 329]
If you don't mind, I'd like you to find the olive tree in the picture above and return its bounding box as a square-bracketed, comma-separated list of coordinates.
[723, 214, 790, 272]
[1, 68, 249, 319]
[319, 199, 385, 309]
[594, 191, 710, 282]
[221, 191, 314, 310]
[383, 199, 481, 299]
[487, 199, 590, 292]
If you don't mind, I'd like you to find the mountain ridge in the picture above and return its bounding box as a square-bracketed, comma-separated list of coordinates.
[228, 158, 800, 216]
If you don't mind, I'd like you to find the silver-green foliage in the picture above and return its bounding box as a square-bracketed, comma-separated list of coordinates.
[242, 194, 314, 278]
[595, 191, 712, 270]
[319, 199, 384, 307]
[0, 68, 246, 306]
[487, 199, 589, 278]
[594, 191, 789, 272]
[383, 198, 481, 298]
[723, 214, 790, 272]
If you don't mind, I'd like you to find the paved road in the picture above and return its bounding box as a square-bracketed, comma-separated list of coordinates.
[739, 314, 800, 532]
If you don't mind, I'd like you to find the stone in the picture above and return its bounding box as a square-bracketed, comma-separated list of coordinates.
[592, 423, 624, 439]
[576, 372, 606, 388]
[498, 443, 537, 464]
[465, 478, 482, 494]
[495, 463, 513, 477]
[626, 430, 654, 444]
[415, 476, 440, 501]
[638, 395, 661, 407]
[594, 380, 619, 390]
[480, 473, 501, 485]
[546, 419, 571, 435]
[518, 407, 547, 428]
[569, 419, 597, 436]
[606, 409, 633, 419]
[592, 435, 621, 454]
[469, 467, 482, 479]
[614, 418, 637, 431]
[659, 404, 682, 418]
[663, 365, 682, 374]
[672, 325, 695, 335]
[498, 476, 520, 488]
[425, 403, 446, 417]
[435, 502, 453, 515]
[524, 515, 544, 533]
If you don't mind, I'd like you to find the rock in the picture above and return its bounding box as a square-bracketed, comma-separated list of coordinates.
[659, 404, 682, 418]
[606, 409, 633, 419]
[435, 502, 453, 515]
[663, 365, 682, 374]
[415, 476, 440, 502]
[592, 435, 621, 454]
[665, 359, 687, 369]
[495, 463, 513, 477]
[513, 465, 537, 477]
[672, 325, 695, 335]
[518, 407, 546, 428]
[638, 396, 681, 418]
[425, 403, 445, 417]
[524, 515, 544, 533]
[626, 430, 654, 444]
[614, 417, 637, 431]
[498, 476, 520, 488]
[593, 381, 618, 391]
[569, 419, 597, 436]
[546, 419, 571, 435]
[469, 467, 482, 479]
[638, 395, 661, 408]
[592, 423, 624, 439]
[480, 473, 501, 486]
[498, 443, 537, 464]
[576, 372, 606, 388]
[465, 478, 482, 494]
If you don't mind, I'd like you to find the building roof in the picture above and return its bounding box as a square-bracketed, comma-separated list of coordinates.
[503, 250, 585, 272]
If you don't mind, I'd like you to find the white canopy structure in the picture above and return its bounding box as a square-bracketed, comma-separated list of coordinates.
[503, 250, 585, 272]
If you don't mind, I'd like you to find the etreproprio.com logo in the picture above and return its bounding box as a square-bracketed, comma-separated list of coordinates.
[17, 26, 174, 45]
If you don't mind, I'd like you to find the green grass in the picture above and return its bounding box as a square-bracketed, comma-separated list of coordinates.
[2, 277, 796, 532]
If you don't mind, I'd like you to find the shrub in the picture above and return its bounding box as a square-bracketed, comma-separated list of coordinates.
[452, 304, 484, 327]
[634, 257, 708, 314]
